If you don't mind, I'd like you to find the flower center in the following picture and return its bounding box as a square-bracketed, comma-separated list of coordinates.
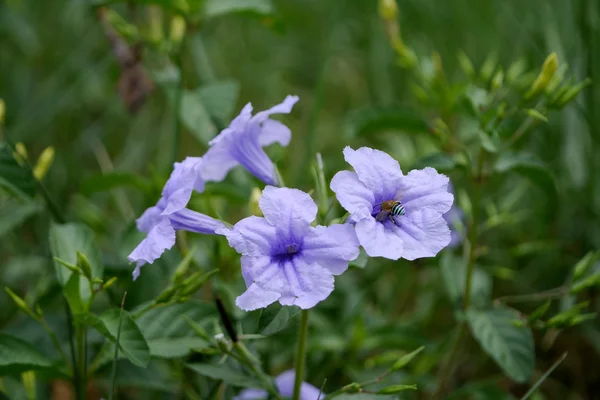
[286, 244, 298, 254]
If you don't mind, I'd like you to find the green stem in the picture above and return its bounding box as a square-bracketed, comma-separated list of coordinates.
[65, 301, 79, 397]
[75, 325, 86, 400]
[463, 148, 485, 311]
[234, 342, 281, 400]
[432, 324, 466, 399]
[171, 47, 184, 166]
[293, 310, 310, 400]
[495, 286, 569, 304]
[109, 292, 127, 400]
[39, 318, 69, 369]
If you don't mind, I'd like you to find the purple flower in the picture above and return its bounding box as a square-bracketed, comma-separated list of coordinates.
[331, 147, 453, 260]
[443, 183, 464, 248]
[220, 186, 360, 310]
[201, 95, 299, 186]
[235, 370, 322, 400]
[128, 157, 225, 280]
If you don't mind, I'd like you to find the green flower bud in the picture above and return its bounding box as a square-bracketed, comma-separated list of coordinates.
[525, 53, 558, 99]
[33, 146, 55, 180]
[378, 384, 418, 394]
[76, 251, 93, 280]
[249, 187, 263, 217]
[5, 287, 37, 320]
[457, 49, 475, 77]
[391, 346, 425, 371]
[378, 0, 398, 21]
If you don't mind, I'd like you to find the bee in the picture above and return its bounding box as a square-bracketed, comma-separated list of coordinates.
[375, 200, 405, 226]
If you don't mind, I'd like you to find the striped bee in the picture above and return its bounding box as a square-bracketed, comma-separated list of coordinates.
[375, 200, 405, 226]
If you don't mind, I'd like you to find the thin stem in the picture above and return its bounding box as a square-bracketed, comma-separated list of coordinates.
[463, 149, 485, 311]
[504, 116, 535, 148]
[171, 47, 184, 166]
[39, 318, 70, 368]
[293, 310, 309, 400]
[65, 301, 79, 397]
[109, 292, 127, 400]
[234, 342, 281, 400]
[432, 324, 466, 399]
[495, 286, 569, 304]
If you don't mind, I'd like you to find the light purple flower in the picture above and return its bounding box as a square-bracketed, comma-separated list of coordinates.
[220, 186, 360, 310]
[128, 157, 225, 280]
[235, 370, 323, 400]
[331, 146, 453, 260]
[443, 183, 464, 248]
[201, 95, 299, 186]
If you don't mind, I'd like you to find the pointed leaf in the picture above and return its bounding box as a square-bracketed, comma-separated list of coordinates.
[494, 152, 557, 202]
[258, 303, 301, 336]
[466, 307, 534, 383]
[198, 80, 240, 124]
[0, 334, 54, 375]
[186, 363, 262, 388]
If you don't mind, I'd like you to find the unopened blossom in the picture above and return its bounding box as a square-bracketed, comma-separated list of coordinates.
[201, 95, 299, 186]
[235, 370, 322, 400]
[128, 157, 225, 280]
[219, 186, 360, 310]
[331, 146, 453, 260]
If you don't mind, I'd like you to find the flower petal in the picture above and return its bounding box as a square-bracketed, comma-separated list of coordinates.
[128, 218, 176, 280]
[236, 282, 281, 311]
[276, 257, 334, 309]
[223, 216, 277, 256]
[228, 123, 279, 185]
[343, 146, 403, 200]
[136, 205, 163, 234]
[233, 388, 268, 400]
[330, 170, 375, 220]
[200, 138, 239, 182]
[302, 224, 360, 275]
[258, 119, 292, 147]
[393, 208, 451, 259]
[355, 217, 404, 259]
[399, 167, 453, 214]
[252, 95, 299, 123]
[161, 157, 204, 215]
[169, 208, 226, 235]
[274, 370, 323, 400]
[259, 186, 317, 241]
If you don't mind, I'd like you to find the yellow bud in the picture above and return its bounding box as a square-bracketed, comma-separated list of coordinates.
[525, 52, 558, 99]
[249, 187, 263, 217]
[378, 0, 398, 21]
[21, 371, 36, 400]
[13, 142, 28, 165]
[0, 99, 5, 124]
[170, 15, 186, 45]
[33, 146, 54, 180]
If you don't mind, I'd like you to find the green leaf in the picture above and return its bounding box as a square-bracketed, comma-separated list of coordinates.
[180, 89, 217, 144]
[197, 80, 240, 124]
[64, 273, 85, 314]
[49, 222, 103, 303]
[572, 250, 600, 281]
[0, 197, 40, 236]
[494, 152, 557, 201]
[258, 303, 301, 336]
[349, 248, 368, 269]
[136, 301, 215, 358]
[186, 363, 262, 388]
[0, 334, 54, 375]
[0, 143, 36, 198]
[345, 107, 430, 139]
[477, 129, 500, 153]
[87, 309, 150, 368]
[203, 0, 274, 18]
[466, 307, 534, 383]
[81, 171, 152, 196]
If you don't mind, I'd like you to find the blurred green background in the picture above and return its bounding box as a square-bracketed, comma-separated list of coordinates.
[1, 0, 600, 399]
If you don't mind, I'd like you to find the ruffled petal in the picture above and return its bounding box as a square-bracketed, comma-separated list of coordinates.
[274, 370, 323, 400]
[399, 167, 453, 214]
[252, 95, 299, 124]
[161, 157, 204, 215]
[169, 208, 226, 235]
[302, 224, 360, 275]
[393, 208, 451, 260]
[236, 282, 281, 311]
[128, 218, 176, 280]
[136, 205, 163, 234]
[343, 146, 403, 200]
[259, 186, 317, 242]
[276, 257, 334, 309]
[258, 119, 292, 147]
[223, 216, 277, 256]
[355, 217, 404, 259]
[200, 138, 239, 182]
[330, 170, 375, 220]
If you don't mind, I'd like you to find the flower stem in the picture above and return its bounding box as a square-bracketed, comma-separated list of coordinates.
[293, 310, 310, 400]
[234, 342, 281, 400]
[75, 325, 86, 400]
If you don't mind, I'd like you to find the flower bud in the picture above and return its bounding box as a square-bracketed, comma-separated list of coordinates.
[378, 0, 398, 21]
[525, 52, 558, 99]
[33, 146, 54, 180]
[554, 78, 592, 108]
[102, 276, 118, 290]
[341, 383, 361, 393]
[249, 187, 263, 217]
[0, 99, 5, 124]
[378, 384, 417, 394]
[13, 142, 28, 166]
[525, 109, 548, 123]
[391, 346, 425, 371]
[457, 50, 475, 78]
[5, 287, 37, 320]
[181, 269, 219, 296]
[54, 257, 82, 275]
[491, 69, 504, 91]
[170, 15, 186, 46]
[76, 251, 93, 280]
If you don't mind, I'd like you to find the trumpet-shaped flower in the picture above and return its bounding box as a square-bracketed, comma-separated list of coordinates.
[201, 95, 299, 186]
[128, 157, 225, 280]
[235, 370, 322, 400]
[443, 183, 464, 248]
[331, 147, 453, 260]
[220, 186, 360, 310]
